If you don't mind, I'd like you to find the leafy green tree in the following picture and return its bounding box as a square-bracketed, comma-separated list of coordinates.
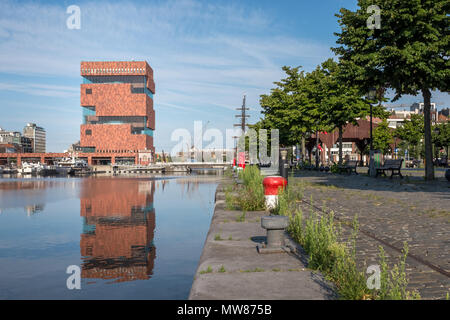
[371, 119, 394, 154]
[258, 66, 330, 166]
[394, 114, 424, 160]
[333, 0, 449, 180]
[259, 66, 310, 147]
[319, 59, 369, 164]
[302, 64, 336, 167]
[432, 122, 450, 158]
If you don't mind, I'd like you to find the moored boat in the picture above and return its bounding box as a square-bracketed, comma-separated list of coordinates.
[35, 163, 58, 176]
[55, 165, 71, 175]
[19, 162, 37, 174]
[56, 157, 90, 176]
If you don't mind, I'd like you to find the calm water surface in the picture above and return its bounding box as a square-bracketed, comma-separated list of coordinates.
[0, 174, 220, 299]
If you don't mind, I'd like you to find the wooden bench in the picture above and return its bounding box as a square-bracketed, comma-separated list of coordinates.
[338, 160, 358, 175]
[436, 157, 448, 168]
[376, 159, 403, 179]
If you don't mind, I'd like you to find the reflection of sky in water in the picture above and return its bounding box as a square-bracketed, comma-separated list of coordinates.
[0, 176, 219, 299]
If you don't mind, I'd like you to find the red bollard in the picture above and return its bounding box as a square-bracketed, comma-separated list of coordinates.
[238, 152, 246, 169]
[263, 176, 287, 210]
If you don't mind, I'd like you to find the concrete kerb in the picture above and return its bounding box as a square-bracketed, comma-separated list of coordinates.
[189, 180, 336, 300]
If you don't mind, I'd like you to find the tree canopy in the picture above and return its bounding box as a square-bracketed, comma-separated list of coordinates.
[371, 119, 394, 154]
[333, 0, 449, 179]
[258, 65, 330, 147]
[257, 60, 370, 154]
[319, 59, 368, 129]
[432, 122, 450, 156]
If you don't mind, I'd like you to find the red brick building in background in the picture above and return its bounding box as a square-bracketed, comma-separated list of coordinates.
[79, 61, 156, 164]
[0, 60, 156, 166]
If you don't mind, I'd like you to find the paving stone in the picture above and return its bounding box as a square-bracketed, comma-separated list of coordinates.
[289, 170, 450, 299]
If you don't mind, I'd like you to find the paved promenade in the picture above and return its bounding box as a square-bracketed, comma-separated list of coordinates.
[189, 183, 336, 300]
[291, 169, 449, 299]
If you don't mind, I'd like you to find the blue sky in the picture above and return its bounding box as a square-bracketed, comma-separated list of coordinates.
[0, 0, 448, 152]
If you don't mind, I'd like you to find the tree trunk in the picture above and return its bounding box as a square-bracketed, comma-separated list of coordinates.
[308, 150, 312, 164]
[338, 126, 343, 165]
[301, 136, 306, 163]
[422, 88, 434, 180]
[315, 131, 319, 169]
[328, 147, 331, 165]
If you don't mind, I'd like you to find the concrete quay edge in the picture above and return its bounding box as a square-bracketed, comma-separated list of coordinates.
[188, 180, 337, 300]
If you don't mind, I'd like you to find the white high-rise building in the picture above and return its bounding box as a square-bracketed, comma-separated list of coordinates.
[23, 123, 46, 153]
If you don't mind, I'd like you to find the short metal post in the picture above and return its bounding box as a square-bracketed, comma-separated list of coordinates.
[280, 148, 289, 181]
[257, 216, 289, 254]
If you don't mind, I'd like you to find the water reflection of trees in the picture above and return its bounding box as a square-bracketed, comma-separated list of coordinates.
[176, 175, 223, 199]
[0, 180, 70, 191]
[0, 180, 71, 214]
[79, 178, 156, 283]
[25, 204, 45, 216]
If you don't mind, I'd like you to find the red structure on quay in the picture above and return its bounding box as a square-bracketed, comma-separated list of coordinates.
[0, 60, 156, 166]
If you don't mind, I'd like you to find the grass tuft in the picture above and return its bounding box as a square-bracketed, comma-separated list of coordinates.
[275, 196, 419, 300]
[236, 211, 246, 222]
[225, 166, 265, 211]
[199, 266, 213, 274]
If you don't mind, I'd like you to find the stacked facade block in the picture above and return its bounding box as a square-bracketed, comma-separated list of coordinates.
[80, 61, 155, 160]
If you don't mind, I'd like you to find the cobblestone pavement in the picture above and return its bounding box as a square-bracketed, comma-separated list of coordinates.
[290, 169, 449, 299]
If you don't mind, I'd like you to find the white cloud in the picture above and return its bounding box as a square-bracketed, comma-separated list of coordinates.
[0, 82, 78, 98]
[0, 0, 335, 151]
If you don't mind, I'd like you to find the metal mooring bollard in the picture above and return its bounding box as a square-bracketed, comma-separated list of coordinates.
[279, 148, 289, 180]
[262, 176, 287, 210]
[257, 215, 289, 254]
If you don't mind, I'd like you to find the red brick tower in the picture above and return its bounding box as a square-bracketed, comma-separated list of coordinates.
[79, 61, 155, 162]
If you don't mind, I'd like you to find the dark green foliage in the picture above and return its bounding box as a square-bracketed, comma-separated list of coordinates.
[371, 119, 394, 154]
[225, 167, 265, 211]
[432, 122, 450, 156]
[395, 114, 424, 159]
[333, 0, 449, 179]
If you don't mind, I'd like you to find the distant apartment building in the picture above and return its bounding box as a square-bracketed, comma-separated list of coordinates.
[23, 123, 46, 153]
[79, 61, 155, 161]
[0, 128, 22, 153]
[20, 136, 33, 153]
[410, 102, 439, 124]
[173, 148, 234, 162]
[0, 125, 45, 153]
[439, 108, 449, 117]
[0, 144, 20, 153]
[437, 114, 449, 123]
[65, 141, 80, 153]
[329, 142, 355, 162]
[385, 102, 446, 129]
[0, 129, 21, 145]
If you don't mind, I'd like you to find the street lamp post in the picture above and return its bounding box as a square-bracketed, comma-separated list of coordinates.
[314, 120, 320, 170]
[367, 88, 377, 176]
[315, 130, 320, 169]
[279, 148, 289, 180]
[370, 102, 373, 152]
[433, 126, 440, 163]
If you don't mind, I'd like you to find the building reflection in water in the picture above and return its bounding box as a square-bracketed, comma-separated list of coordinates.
[79, 178, 156, 283]
[0, 179, 70, 215]
[25, 204, 45, 216]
